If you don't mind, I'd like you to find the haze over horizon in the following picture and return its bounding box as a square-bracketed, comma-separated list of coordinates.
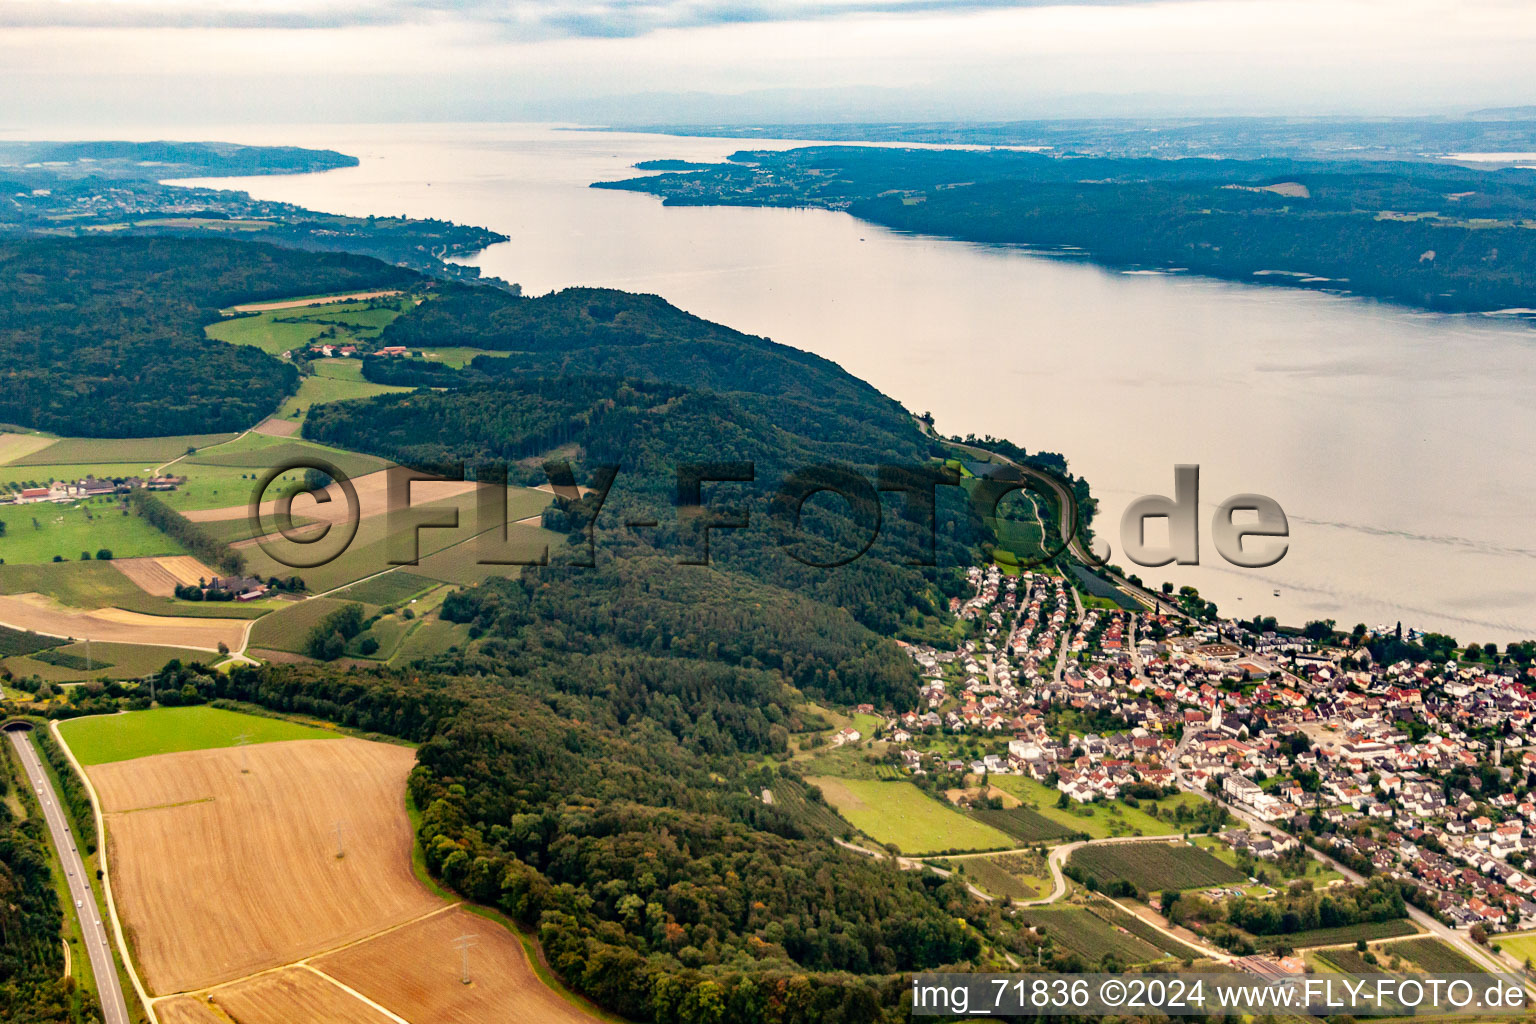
[1, 0, 1533, 128]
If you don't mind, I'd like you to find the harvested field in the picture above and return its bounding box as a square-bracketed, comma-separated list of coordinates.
[112, 555, 218, 597]
[152, 998, 223, 1024]
[0, 430, 57, 465]
[211, 967, 397, 1024]
[184, 468, 473, 525]
[88, 737, 438, 994]
[315, 906, 605, 1024]
[7, 433, 240, 467]
[254, 417, 301, 437]
[229, 290, 402, 312]
[0, 592, 247, 650]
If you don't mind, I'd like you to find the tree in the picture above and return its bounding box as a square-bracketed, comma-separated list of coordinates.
[1302, 619, 1337, 641]
[1471, 923, 1489, 946]
[95, 548, 113, 561]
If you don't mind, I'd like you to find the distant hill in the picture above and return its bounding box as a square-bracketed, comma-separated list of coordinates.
[0, 140, 356, 181]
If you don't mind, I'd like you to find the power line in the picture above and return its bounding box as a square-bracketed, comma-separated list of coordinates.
[453, 932, 478, 985]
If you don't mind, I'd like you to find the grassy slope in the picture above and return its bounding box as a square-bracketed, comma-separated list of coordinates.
[990, 775, 1201, 839]
[0, 501, 186, 564]
[807, 776, 1014, 855]
[1, 642, 212, 683]
[59, 705, 340, 765]
[7, 435, 241, 467]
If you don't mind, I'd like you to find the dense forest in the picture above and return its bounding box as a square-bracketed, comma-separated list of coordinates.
[599, 146, 1536, 314]
[0, 237, 417, 436]
[308, 285, 1023, 636]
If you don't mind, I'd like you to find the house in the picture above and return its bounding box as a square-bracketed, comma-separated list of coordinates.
[209, 576, 269, 601]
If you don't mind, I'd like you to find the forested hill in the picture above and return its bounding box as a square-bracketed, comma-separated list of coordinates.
[0, 236, 418, 436]
[597, 146, 1536, 315]
[309, 284, 1001, 635]
[261, 275, 1050, 1023]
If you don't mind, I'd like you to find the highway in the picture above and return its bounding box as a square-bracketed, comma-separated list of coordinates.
[6, 727, 130, 1024]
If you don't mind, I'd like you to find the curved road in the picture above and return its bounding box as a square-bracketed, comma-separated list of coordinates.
[6, 727, 130, 1024]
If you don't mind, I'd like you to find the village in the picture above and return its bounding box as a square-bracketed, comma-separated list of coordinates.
[1, 472, 185, 505]
[844, 564, 1536, 942]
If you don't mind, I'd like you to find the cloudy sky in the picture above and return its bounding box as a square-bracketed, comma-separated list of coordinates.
[1, 0, 1532, 126]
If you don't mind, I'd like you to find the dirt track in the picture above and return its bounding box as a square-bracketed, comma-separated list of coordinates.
[90, 738, 438, 994]
[0, 592, 246, 651]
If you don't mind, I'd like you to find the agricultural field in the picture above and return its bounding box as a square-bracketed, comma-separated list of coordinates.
[1314, 947, 1376, 973]
[1252, 919, 1417, 950]
[1488, 930, 1536, 967]
[1013, 904, 1166, 965]
[989, 775, 1199, 839]
[0, 589, 249, 651]
[0, 560, 273, 619]
[331, 570, 439, 607]
[206, 295, 415, 356]
[965, 804, 1078, 844]
[806, 776, 1014, 855]
[1067, 840, 1245, 892]
[0, 429, 57, 465]
[949, 851, 1050, 900]
[247, 597, 363, 655]
[388, 613, 471, 665]
[3, 433, 242, 468]
[60, 705, 339, 764]
[235, 487, 554, 594]
[314, 906, 607, 1024]
[0, 622, 60, 657]
[1093, 899, 1208, 961]
[1380, 937, 1485, 973]
[2, 641, 210, 684]
[83, 735, 437, 993]
[0, 498, 186, 564]
[158, 968, 394, 1024]
[112, 555, 220, 597]
[274, 363, 414, 424]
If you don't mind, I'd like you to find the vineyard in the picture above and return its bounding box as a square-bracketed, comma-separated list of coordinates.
[1068, 841, 1244, 892]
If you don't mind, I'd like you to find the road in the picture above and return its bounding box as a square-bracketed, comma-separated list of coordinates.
[1198, 783, 1511, 976]
[6, 727, 130, 1024]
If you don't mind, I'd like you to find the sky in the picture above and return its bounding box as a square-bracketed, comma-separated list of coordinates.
[0, 0, 1533, 127]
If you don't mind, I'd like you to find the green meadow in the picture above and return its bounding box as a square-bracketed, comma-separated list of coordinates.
[59, 705, 340, 765]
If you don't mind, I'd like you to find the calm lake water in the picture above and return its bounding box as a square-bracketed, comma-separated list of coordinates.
[173, 122, 1536, 643]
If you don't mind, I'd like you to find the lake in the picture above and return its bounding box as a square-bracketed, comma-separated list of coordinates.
[175, 121, 1536, 643]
